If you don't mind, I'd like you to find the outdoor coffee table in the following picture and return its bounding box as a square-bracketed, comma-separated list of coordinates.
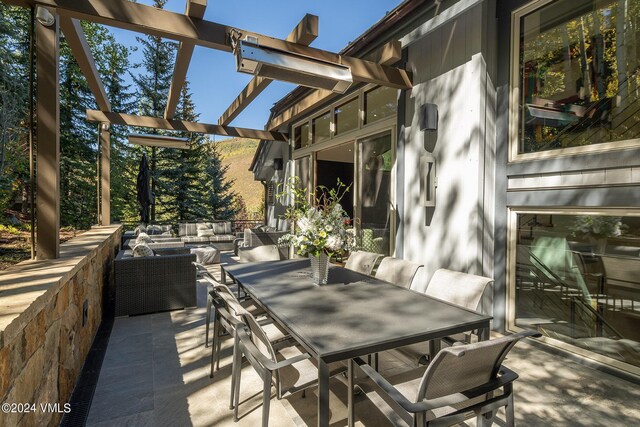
[223, 258, 492, 427]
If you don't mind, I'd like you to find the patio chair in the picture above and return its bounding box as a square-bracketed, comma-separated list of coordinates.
[375, 257, 424, 289]
[207, 279, 287, 380]
[395, 269, 493, 364]
[349, 330, 541, 427]
[238, 244, 288, 263]
[202, 274, 262, 347]
[233, 311, 346, 427]
[344, 251, 384, 276]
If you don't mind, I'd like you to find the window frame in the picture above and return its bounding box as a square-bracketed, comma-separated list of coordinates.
[506, 206, 640, 376]
[508, 0, 640, 163]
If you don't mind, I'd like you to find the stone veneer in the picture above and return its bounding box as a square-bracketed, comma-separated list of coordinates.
[0, 225, 122, 427]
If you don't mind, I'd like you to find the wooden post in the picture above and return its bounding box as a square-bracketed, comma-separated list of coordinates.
[100, 125, 111, 225]
[36, 11, 60, 260]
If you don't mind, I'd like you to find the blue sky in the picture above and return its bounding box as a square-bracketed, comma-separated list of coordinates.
[108, 0, 402, 131]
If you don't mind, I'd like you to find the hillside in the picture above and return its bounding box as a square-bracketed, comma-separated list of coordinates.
[215, 138, 263, 216]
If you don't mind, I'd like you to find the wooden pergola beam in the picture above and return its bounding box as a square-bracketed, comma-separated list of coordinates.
[218, 14, 318, 126]
[59, 16, 111, 111]
[267, 40, 403, 131]
[86, 110, 288, 142]
[28, 0, 411, 90]
[164, 0, 206, 120]
[36, 14, 60, 259]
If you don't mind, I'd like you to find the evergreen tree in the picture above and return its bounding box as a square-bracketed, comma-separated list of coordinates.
[130, 0, 176, 223]
[155, 82, 208, 221]
[99, 39, 137, 223]
[0, 5, 30, 218]
[203, 141, 239, 220]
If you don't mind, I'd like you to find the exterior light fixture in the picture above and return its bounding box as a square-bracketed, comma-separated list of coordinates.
[35, 6, 55, 26]
[100, 123, 110, 132]
[233, 36, 353, 94]
[419, 103, 438, 131]
[128, 134, 190, 150]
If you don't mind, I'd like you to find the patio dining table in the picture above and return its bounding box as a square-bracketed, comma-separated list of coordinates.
[222, 258, 492, 427]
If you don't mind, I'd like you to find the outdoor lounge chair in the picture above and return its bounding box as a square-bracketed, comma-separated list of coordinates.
[375, 257, 424, 289]
[349, 330, 541, 427]
[233, 311, 346, 427]
[344, 250, 384, 276]
[238, 244, 288, 262]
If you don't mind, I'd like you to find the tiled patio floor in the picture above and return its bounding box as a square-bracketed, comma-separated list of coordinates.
[85, 266, 640, 427]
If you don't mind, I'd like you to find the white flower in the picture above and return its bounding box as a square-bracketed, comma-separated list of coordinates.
[325, 235, 343, 251]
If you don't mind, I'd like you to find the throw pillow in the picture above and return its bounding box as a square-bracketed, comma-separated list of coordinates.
[136, 232, 152, 244]
[132, 243, 154, 257]
[134, 224, 146, 236]
[197, 228, 215, 237]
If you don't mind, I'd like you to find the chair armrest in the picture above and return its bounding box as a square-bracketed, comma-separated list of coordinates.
[354, 357, 518, 414]
[237, 326, 311, 371]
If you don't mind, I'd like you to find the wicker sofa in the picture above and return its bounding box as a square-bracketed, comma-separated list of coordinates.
[114, 247, 196, 316]
[178, 221, 236, 250]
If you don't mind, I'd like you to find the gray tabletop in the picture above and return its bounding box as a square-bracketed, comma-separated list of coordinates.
[223, 258, 492, 363]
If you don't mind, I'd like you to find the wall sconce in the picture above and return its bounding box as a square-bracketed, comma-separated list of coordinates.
[420, 152, 436, 207]
[100, 123, 110, 132]
[420, 103, 438, 131]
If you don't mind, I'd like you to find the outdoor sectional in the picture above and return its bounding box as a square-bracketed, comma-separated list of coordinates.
[178, 221, 236, 250]
[114, 247, 196, 316]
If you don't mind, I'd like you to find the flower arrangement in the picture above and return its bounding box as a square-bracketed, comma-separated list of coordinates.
[278, 177, 355, 258]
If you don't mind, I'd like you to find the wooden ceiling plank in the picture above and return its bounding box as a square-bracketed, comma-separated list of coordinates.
[32, 0, 411, 89]
[59, 16, 111, 111]
[218, 13, 318, 126]
[86, 109, 288, 142]
[164, 0, 206, 120]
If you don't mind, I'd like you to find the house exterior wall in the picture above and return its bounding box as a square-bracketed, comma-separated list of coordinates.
[400, 0, 497, 294]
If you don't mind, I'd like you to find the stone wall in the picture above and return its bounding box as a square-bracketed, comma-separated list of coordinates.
[0, 225, 122, 427]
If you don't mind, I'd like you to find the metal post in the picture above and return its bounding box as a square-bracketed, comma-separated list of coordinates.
[35, 10, 60, 260]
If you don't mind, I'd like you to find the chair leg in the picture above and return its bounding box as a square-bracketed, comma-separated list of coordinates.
[233, 356, 242, 422]
[205, 295, 212, 347]
[230, 334, 241, 410]
[210, 316, 220, 378]
[506, 393, 515, 426]
[262, 373, 272, 427]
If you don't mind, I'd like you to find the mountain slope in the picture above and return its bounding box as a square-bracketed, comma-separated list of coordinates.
[215, 138, 263, 215]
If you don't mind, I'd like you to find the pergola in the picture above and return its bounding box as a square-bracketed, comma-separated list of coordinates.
[6, 0, 411, 260]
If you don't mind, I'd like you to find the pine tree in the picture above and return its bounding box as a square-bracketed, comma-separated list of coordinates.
[203, 141, 239, 220]
[0, 5, 30, 218]
[99, 38, 136, 223]
[130, 0, 176, 223]
[156, 82, 208, 221]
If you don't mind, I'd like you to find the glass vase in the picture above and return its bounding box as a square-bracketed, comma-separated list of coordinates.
[309, 252, 329, 285]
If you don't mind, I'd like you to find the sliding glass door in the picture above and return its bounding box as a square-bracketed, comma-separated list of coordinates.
[355, 130, 394, 255]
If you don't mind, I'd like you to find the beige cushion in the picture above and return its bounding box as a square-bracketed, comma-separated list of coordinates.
[425, 269, 493, 311]
[212, 221, 232, 234]
[374, 257, 423, 289]
[197, 228, 215, 237]
[132, 243, 154, 257]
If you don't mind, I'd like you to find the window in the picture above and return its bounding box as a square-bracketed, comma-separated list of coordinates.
[513, 212, 640, 369]
[517, 0, 640, 155]
[334, 97, 359, 135]
[364, 86, 397, 124]
[312, 112, 331, 143]
[294, 123, 310, 149]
